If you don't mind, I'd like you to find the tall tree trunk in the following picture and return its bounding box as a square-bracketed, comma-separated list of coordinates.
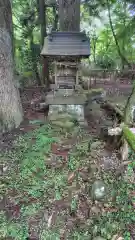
[52, 6, 58, 31]
[106, 0, 130, 68]
[122, 0, 127, 69]
[39, 0, 46, 46]
[29, 31, 41, 86]
[38, 0, 49, 87]
[0, 0, 23, 133]
[58, 0, 80, 31]
[124, 81, 135, 125]
[10, 0, 15, 62]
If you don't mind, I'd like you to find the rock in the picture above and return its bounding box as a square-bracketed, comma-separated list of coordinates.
[91, 206, 101, 215]
[100, 156, 116, 171]
[90, 151, 99, 159]
[91, 180, 107, 201]
[90, 141, 102, 150]
[100, 126, 112, 141]
[79, 171, 89, 182]
[79, 119, 88, 127]
[39, 102, 48, 109]
[89, 164, 98, 174]
[85, 89, 105, 103]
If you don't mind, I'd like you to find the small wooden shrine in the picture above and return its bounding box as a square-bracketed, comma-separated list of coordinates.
[41, 31, 90, 90]
[41, 31, 90, 124]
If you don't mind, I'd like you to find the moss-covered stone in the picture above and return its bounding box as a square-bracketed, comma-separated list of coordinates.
[49, 113, 74, 122]
[122, 125, 135, 152]
[124, 81, 135, 124]
[91, 180, 107, 201]
[90, 141, 102, 150]
[51, 120, 74, 129]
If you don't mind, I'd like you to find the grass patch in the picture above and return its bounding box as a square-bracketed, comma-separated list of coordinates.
[0, 123, 135, 239]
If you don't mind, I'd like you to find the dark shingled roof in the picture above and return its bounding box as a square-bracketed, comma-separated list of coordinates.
[41, 31, 90, 57]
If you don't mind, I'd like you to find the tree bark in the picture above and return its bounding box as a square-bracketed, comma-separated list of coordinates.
[58, 0, 80, 31]
[122, 125, 135, 152]
[124, 81, 135, 125]
[52, 6, 58, 31]
[0, 0, 23, 133]
[106, 81, 135, 158]
[38, 0, 47, 46]
[108, 125, 135, 153]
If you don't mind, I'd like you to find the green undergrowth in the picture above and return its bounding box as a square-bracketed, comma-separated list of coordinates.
[0, 123, 135, 239]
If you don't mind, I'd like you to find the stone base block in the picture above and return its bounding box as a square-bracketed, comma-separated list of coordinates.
[48, 104, 87, 126]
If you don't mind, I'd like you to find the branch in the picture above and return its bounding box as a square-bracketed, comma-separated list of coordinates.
[108, 125, 135, 161]
[100, 101, 124, 120]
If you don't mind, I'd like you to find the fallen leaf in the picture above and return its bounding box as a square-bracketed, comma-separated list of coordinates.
[68, 172, 75, 184]
[130, 191, 135, 196]
[104, 207, 118, 213]
[47, 211, 56, 228]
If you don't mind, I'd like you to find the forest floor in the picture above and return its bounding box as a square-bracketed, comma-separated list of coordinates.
[0, 87, 135, 240]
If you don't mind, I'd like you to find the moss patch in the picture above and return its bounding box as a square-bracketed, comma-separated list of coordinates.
[123, 125, 135, 152]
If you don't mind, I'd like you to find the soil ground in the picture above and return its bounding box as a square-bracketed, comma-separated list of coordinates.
[0, 82, 130, 151]
[0, 84, 135, 240]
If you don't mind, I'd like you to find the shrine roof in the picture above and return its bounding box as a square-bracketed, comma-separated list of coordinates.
[41, 31, 90, 57]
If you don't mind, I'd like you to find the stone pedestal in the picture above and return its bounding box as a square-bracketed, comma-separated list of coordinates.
[48, 104, 85, 124]
[46, 90, 87, 126]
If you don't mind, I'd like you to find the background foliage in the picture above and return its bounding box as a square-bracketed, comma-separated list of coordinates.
[12, 0, 135, 84]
